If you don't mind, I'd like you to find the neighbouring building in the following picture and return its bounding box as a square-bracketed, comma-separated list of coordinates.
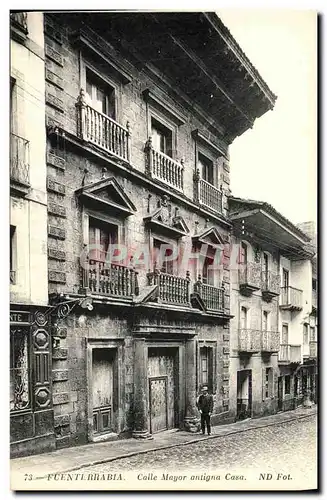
[228, 198, 316, 420]
[10, 12, 55, 457]
[34, 11, 276, 452]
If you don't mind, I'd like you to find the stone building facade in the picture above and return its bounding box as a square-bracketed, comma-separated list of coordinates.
[228, 197, 316, 420]
[37, 12, 276, 451]
[10, 12, 55, 457]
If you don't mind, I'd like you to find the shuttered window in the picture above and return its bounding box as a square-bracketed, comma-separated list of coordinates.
[262, 367, 274, 400]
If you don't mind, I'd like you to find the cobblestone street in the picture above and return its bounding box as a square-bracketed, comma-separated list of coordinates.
[75, 415, 317, 485]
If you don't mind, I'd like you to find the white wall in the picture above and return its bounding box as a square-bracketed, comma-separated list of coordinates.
[10, 12, 48, 306]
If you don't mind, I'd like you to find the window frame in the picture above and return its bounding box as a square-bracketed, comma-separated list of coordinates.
[197, 340, 217, 394]
[80, 58, 120, 122]
[303, 323, 309, 345]
[147, 108, 177, 160]
[282, 323, 289, 344]
[240, 306, 248, 330]
[264, 367, 273, 399]
[262, 310, 269, 332]
[152, 235, 178, 275]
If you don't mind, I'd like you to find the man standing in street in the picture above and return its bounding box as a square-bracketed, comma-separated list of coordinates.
[196, 385, 214, 435]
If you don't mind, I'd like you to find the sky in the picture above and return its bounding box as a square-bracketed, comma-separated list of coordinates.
[217, 9, 317, 227]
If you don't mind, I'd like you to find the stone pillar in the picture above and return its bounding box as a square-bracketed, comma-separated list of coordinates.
[132, 338, 152, 439]
[184, 338, 200, 432]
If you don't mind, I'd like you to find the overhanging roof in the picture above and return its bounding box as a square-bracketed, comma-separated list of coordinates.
[229, 196, 315, 259]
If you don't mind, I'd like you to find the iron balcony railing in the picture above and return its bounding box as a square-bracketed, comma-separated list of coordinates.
[238, 329, 261, 353]
[76, 89, 131, 162]
[82, 260, 138, 298]
[309, 341, 317, 358]
[278, 344, 301, 364]
[261, 331, 280, 353]
[280, 286, 303, 309]
[194, 279, 224, 312]
[198, 178, 223, 213]
[10, 12, 28, 34]
[261, 271, 280, 296]
[10, 133, 30, 186]
[239, 262, 262, 290]
[147, 270, 191, 306]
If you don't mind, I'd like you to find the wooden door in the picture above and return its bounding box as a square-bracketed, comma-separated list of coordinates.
[248, 370, 252, 415]
[148, 348, 176, 430]
[149, 377, 168, 433]
[278, 376, 283, 411]
[92, 349, 114, 434]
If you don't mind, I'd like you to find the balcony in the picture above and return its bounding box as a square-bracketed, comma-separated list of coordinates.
[312, 289, 317, 313]
[261, 331, 280, 354]
[239, 262, 261, 296]
[76, 90, 131, 162]
[147, 270, 191, 306]
[10, 133, 30, 196]
[198, 179, 223, 213]
[10, 12, 28, 43]
[261, 271, 280, 301]
[309, 341, 317, 359]
[193, 280, 224, 312]
[145, 138, 184, 192]
[280, 286, 303, 311]
[278, 344, 301, 365]
[82, 260, 138, 300]
[238, 329, 261, 354]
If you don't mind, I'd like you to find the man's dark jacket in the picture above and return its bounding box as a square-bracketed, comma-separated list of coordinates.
[197, 393, 213, 414]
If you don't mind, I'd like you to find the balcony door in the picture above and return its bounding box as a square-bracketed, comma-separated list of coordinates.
[89, 219, 118, 264]
[240, 306, 248, 330]
[282, 269, 289, 303]
[198, 152, 214, 185]
[151, 118, 172, 157]
[239, 242, 248, 265]
[262, 310, 269, 332]
[282, 324, 289, 344]
[153, 239, 176, 275]
[263, 253, 269, 282]
[86, 68, 116, 119]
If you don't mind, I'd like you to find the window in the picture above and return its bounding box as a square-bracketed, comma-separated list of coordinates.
[10, 328, 30, 411]
[85, 68, 116, 119]
[265, 368, 273, 399]
[89, 219, 118, 263]
[10, 225, 16, 284]
[303, 324, 309, 345]
[282, 269, 289, 288]
[240, 306, 248, 330]
[310, 327, 316, 342]
[282, 324, 289, 344]
[151, 118, 173, 157]
[239, 242, 248, 265]
[312, 279, 317, 291]
[153, 238, 175, 275]
[199, 346, 213, 393]
[198, 152, 214, 185]
[262, 311, 269, 332]
[284, 375, 291, 395]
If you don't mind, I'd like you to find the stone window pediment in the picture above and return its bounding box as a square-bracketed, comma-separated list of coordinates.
[192, 226, 225, 248]
[144, 207, 189, 239]
[76, 177, 136, 217]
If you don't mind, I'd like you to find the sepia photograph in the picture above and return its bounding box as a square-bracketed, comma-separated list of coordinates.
[8, 7, 318, 492]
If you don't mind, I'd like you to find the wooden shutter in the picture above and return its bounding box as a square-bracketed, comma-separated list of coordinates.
[208, 347, 214, 394]
[272, 369, 278, 399]
[262, 368, 266, 401]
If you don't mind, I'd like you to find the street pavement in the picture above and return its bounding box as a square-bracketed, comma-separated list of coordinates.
[10, 406, 317, 490]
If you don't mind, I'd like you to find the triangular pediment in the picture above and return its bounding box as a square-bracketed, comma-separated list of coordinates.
[192, 227, 225, 247]
[144, 208, 189, 238]
[76, 177, 136, 215]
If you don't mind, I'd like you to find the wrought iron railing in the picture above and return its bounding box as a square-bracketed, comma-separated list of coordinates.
[278, 344, 301, 364]
[261, 331, 280, 352]
[239, 262, 262, 289]
[309, 341, 317, 358]
[147, 270, 190, 305]
[10, 133, 30, 186]
[261, 271, 280, 295]
[194, 279, 224, 311]
[76, 89, 131, 161]
[238, 329, 261, 353]
[280, 286, 303, 308]
[145, 138, 184, 192]
[198, 178, 223, 213]
[10, 12, 28, 34]
[82, 260, 138, 297]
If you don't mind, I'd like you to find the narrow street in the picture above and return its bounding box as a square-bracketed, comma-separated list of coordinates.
[74, 415, 317, 484]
